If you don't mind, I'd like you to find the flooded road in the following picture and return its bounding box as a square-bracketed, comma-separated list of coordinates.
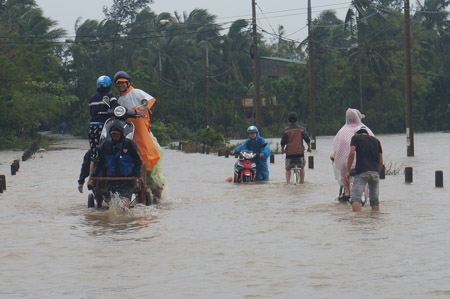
[0, 132, 449, 298]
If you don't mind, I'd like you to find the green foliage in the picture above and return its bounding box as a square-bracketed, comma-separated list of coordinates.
[0, 0, 72, 148]
[151, 120, 172, 146]
[193, 127, 225, 147]
[0, 135, 31, 151]
[1, 0, 449, 151]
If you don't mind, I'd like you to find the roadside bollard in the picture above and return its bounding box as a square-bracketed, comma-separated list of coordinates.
[380, 164, 385, 179]
[225, 151, 229, 158]
[270, 154, 274, 164]
[201, 145, 205, 154]
[206, 147, 210, 154]
[308, 156, 314, 169]
[0, 175, 5, 191]
[14, 159, 20, 170]
[405, 167, 413, 183]
[178, 142, 183, 151]
[435, 170, 443, 188]
[11, 163, 17, 175]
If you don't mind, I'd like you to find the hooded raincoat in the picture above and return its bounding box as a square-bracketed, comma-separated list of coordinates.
[331, 108, 374, 186]
[233, 133, 271, 181]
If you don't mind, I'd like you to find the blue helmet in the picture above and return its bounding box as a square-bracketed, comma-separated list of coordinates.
[247, 125, 258, 134]
[96, 75, 112, 88]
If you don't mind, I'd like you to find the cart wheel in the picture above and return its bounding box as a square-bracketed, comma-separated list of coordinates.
[88, 194, 95, 208]
[145, 191, 152, 206]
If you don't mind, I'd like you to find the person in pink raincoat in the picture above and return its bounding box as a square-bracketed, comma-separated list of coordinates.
[330, 108, 374, 201]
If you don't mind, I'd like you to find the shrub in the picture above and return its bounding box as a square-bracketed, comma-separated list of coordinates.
[151, 121, 172, 146]
[193, 127, 225, 147]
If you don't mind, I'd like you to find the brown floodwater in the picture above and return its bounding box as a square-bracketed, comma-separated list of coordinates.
[0, 132, 449, 298]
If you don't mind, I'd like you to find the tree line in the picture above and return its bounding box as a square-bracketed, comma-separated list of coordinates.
[0, 0, 448, 149]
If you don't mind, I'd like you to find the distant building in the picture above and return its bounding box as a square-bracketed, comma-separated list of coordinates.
[241, 56, 305, 108]
[259, 56, 306, 80]
[242, 96, 275, 107]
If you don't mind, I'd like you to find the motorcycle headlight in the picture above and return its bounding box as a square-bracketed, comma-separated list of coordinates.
[242, 152, 254, 159]
[114, 106, 126, 118]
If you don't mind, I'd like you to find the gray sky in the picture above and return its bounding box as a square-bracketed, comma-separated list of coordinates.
[36, 0, 352, 42]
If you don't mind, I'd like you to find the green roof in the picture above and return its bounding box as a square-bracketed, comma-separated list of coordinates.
[260, 56, 306, 64]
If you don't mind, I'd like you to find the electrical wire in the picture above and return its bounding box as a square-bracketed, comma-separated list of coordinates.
[0, 4, 447, 45]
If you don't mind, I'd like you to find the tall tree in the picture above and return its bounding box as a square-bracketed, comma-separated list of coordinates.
[0, 0, 72, 144]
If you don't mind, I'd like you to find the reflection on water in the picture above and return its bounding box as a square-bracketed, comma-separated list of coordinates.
[0, 132, 449, 298]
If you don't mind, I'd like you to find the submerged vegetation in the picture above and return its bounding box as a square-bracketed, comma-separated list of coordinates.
[0, 0, 449, 149]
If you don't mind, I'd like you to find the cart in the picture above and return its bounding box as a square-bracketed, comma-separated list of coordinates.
[88, 165, 153, 208]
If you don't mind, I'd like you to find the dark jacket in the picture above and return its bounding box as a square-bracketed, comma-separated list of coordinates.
[94, 136, 142, 178]
[78, 149, 91, 185]
[89, 91, 118, 124]
[281, 123, 311, 158]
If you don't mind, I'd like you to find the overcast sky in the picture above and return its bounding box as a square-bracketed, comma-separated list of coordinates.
[35, 0, 352, 42]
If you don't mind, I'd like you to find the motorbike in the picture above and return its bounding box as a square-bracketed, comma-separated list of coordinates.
[98, 96, 148, 142]
[233, 151, 257, 183]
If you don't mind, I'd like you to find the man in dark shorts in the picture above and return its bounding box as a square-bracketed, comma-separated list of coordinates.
[281, 112, 312, 184]
[345, 125, 383, 212]
[87, 75, 118, 186]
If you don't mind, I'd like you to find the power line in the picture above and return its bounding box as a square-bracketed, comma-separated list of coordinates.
[0, 4, 447, 45]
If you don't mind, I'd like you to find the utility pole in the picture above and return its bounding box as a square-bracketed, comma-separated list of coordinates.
[357, 10, 363, 113]
[404, 0, 414, 156]
[158, 48, 163, 118]
[157, 19, 169, 119]
[251, 0, 262, 131]
[307, 0, 317, 149]
[205, 44, 210, 127]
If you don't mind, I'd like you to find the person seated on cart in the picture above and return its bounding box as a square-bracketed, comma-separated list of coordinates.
[92, 119, 142, 207]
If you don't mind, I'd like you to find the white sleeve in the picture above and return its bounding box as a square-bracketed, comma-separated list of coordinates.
[136, 89, 153, 100]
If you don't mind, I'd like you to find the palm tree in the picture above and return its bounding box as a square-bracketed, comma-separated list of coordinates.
[0, 0, 68, 139]
[221, 19, 252, 84]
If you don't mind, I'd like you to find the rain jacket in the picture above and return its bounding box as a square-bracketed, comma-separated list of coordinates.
[94, 132, 142, 178]
[118, 87, 160, 171]
[331, 108, 374, 186]
[89, 91, 118, 124]
[233, 133, 271, 181]
[280, 124, 310, 158]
